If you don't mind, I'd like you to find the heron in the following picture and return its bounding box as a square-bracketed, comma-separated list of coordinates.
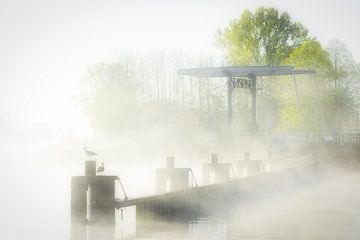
[97, 162, 105, 175]
[83, 147, 97, 160]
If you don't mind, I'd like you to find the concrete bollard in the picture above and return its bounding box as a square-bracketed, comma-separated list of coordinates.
[71, 161, 119, 240]
[166, 156, 175, 168]
[244, 152, 250, 161]
[210, 153, 218, 164]
[203, 153, 232, 185]
[85, 160, 96, 176]
[156, 157, 191, 194]
[237, 152, 263, 177]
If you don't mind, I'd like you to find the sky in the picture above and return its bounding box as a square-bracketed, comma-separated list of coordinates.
[2, 2, 359, 236]
[1, 0, 360, 138]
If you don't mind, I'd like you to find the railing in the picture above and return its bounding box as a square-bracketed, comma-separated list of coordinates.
[236, 132, 360, 144]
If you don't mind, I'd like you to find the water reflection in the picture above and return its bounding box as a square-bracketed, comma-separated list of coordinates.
[72, 169, 360, 240]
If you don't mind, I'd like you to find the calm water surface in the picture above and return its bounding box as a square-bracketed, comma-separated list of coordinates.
[1, 156, 360, 240]
[114, 169, 360, 240]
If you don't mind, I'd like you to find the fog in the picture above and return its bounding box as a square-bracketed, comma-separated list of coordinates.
[2, 128, 360, 240]
[2, 1, 360, 240]
[2, 135, 360, 240]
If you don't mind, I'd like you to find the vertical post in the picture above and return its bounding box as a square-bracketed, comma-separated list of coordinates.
[356, 104, 359, 143]
[85, 161, 96, 176]
[71, 177, 88, 223]
[227, 75, 233, 128]
[314, 74, 326, 132]
[71, 162, 118, 240]
[90, 176, 116, 225]
[210, 153, 218, 164]
[244, 152, 250, 161]
[292, 73, 304, 131]
[166, 156, 175, 168]
[249, 74, 257, 133]
[71, 177, 88, 240]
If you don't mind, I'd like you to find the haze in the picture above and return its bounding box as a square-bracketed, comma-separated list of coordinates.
[1, 0, 360, 137]
[1, 1, 360, 240]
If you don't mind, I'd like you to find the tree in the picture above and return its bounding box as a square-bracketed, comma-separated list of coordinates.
[284, 39, 358, 134]
[216, 7, 308, 65]
[326, 40, 359, 135]
[81, 62, 140, 136]
[283, 39, 332, 131]
[216, 7, 309, 133]
[80, 52, 228, 139]
[286, 39, 332, 72]
[326, 39, 358, 89]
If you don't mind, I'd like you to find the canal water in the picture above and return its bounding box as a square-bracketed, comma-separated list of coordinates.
[1, 143, 360, 240]
[115, 168, 360, 240]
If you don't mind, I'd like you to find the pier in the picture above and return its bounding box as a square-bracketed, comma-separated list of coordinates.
[71, 142, 360, 240]
[70, 150, 322, 225]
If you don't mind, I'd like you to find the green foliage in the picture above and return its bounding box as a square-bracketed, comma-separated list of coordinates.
[216, 7, 308, 65]
[80, 53, 229, 138]
[284, 39, 358, 132]
[321, 86, 354, 131]
[286, 39, 332, 73]
[80, 7, 360, 138]
[217, 7, 359, 133]
[276, 99, 300, 132]
[327, 40, 356, 82]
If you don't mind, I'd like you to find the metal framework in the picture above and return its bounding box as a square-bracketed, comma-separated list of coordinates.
[178, 66, 315, 133]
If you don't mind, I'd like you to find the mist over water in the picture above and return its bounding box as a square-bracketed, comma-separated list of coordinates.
[2, 136, 360, 240]
[118, 165, 360, 240]
[1, 1, 360, 239]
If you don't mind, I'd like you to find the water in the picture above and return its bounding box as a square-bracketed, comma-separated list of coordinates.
[92, 168, 360, 240]
[1, 142, 360, 240]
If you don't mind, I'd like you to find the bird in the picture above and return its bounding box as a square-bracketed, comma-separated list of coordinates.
[83, 147, 97, 160]
[97, 162, 105, 175]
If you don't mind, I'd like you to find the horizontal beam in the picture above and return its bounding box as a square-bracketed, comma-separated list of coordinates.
[115, 164, 318, 210]
[292, 69, 316, 75]
[178, 66, 315, 78]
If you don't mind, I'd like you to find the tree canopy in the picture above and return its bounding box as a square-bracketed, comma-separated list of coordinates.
[216, 7, 360, 133]
[80, 7, 360, 138]
[286, 39, 332, 72]
[216, 7, 308, 65]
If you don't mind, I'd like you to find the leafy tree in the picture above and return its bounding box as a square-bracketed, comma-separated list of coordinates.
[276, 98, 300, 132]
[216, 7, 309, 133]
[286, 39, 332, 73]
[283, 39, 332, 131]
[326, 40, 359, 134]
[327, 40, 357, 84]
[80, 52, 229, 139]
[284, 39, 358, 133]
[216, 7, 308, 65]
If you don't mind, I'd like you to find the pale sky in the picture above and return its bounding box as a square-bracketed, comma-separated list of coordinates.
[1, 0, 359, 137]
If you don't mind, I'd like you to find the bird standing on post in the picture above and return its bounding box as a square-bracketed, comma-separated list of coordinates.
[83, 147, 97, 160]
[97, 162, 105, 175]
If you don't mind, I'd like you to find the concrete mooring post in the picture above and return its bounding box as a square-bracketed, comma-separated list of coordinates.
[236, 152, 263, 177]
[71, 161, 119, 240]
[202, 153, 232, 185]
[85, 160, 96, 176]
[156, 156, 192, 194]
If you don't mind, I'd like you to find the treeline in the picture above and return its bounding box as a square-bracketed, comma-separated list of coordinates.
[80, 51, 229, 138]
[81, 7, 360, 139]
